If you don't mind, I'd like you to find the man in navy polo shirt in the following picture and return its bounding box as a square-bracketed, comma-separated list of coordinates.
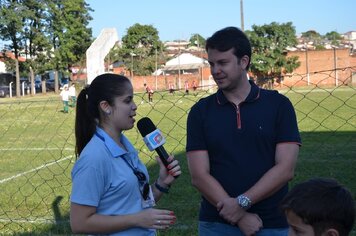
[186, 27, 301, 236]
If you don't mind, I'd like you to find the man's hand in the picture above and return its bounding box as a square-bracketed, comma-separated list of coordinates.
[237, 213, 263, 236]
[216, 197, 245, 225]
[217, 197, 263, 235]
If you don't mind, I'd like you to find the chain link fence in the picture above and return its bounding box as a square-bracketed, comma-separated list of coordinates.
[0, 67, 355, 235]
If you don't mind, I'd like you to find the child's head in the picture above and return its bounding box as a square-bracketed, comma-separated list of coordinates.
[281, 178, 355, 236]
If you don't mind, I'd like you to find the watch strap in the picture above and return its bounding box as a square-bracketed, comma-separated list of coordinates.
[154, 181, 170, 194]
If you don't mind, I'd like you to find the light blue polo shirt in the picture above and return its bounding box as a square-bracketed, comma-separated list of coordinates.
[71, 127, 155, 235]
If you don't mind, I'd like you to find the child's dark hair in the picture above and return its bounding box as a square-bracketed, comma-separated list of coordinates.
[281, 178, 355, 236]
[205, 26, 252, 70]
[75, 73, 131, 157]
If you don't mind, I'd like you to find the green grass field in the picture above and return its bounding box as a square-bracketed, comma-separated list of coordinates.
[0, 85, 355, 235]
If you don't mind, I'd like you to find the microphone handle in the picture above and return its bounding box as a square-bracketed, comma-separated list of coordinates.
[155, 146, 170, 167]
[155, 146, 179, 178]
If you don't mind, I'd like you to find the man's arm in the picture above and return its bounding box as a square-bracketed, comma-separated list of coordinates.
[186, 150, 230, 207]
[243, 143, 299, 203]
[188, 150, 263, 233]
[218, 143, 299, 223]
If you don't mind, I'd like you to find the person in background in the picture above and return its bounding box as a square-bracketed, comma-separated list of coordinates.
[192, 80, 197, 92]
[60, 84, 69, 113]
[281, 177, 355, 236]
[186, 26, 301, 236]
[192, 80, 198, 96]
[145, 83, 154, 102]
[70, 73, 181, 235]
[169, 82, 175, 95]
[69, 83, 77, 107]
[184, 80, 189, 95]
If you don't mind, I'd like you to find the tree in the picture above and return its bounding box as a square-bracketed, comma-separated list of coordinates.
[0, 0, 93, 94]
[22, 0, 52, 95]
[325, 31, 342, 46]
[46, 0, 92, 92]
[301, 30, 323, 48]
[0, 0, 26, 97]
[105, 43, 122, 72]
[246, 22, 300, 88]
[121, 24, 164, 76]
[189, 33, 205, 48]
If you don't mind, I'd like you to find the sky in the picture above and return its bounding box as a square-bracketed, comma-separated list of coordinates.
[87, 0, 356, 42]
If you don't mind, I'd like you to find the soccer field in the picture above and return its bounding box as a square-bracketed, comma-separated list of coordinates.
[0, 86, 355, 235]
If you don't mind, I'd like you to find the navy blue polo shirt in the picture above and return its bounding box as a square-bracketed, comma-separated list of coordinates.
[186, 80, 301, 228]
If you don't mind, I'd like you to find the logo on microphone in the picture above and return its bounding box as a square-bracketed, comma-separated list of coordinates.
[143, 129, 166, 151]
[152, 133, 163, 144]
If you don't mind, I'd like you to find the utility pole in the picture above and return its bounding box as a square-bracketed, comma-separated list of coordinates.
[333, 47, 338, 86]
[130, 52, 136, 81]
[178, 47, 181, 90]
[304, 44, 310, 86]
[197, 34, 204, 86]
[240, 0, 244, 31]
[155, 48, 158, 90]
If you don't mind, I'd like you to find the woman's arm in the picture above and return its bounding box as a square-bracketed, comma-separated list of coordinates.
[70, 203, 176, 234]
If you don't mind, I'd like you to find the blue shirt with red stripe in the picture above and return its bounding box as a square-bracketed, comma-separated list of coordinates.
[186, 80, 301, 228]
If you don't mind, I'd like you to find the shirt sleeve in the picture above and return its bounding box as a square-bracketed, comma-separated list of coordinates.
[276, 96, 302, 145]
[186, 103, 207, 152]
[71, 156, 106, 207]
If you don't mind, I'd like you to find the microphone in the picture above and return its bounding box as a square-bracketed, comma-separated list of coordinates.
[137, 117, 174, 171]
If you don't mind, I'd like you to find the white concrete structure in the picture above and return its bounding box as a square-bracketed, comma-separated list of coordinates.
[86, 28, 119, 84]
[0, 61, 6, 73]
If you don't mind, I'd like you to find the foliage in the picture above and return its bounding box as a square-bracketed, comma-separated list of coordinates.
[325, 31, 342, 46]
[189, 33, 205, 48]
[46, 0, 93, 73]
[0, 0, 25, 57]
[0, 0, 93, 90]
[301, 30, 323, 48]
[0, 0, 27, 96]
[120, 23, 164, 76]
[21, 0, 52, 84]
[246, 22, 300, 87]
[302, 30, 342, 49]
[325, 31, 342, 41]
[105, 43, 123, 67]
[302, 30, 321, 39]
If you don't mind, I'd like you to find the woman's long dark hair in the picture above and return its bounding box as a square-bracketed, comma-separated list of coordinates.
[75, 73, 131, 157]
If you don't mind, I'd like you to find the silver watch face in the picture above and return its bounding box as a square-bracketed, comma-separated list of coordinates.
[240, 197, 249, 207]
[238, 195, 251, 209]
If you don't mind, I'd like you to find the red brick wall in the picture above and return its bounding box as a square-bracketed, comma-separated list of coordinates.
[281, 49, 356, 87]
[73, 49, 356, 90]
[130, 67, 212, 92]
[132, 49, 356, 91]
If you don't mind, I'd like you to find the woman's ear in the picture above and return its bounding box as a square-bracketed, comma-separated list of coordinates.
[99, 101, 111, 115]
[324, 228, 339, 236]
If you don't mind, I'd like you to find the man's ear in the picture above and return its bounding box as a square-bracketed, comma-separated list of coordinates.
[324, 228, 339, 236]
[240, 55, 250, 70]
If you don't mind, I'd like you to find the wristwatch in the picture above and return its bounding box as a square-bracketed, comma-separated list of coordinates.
[237, 194, 252, 210]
